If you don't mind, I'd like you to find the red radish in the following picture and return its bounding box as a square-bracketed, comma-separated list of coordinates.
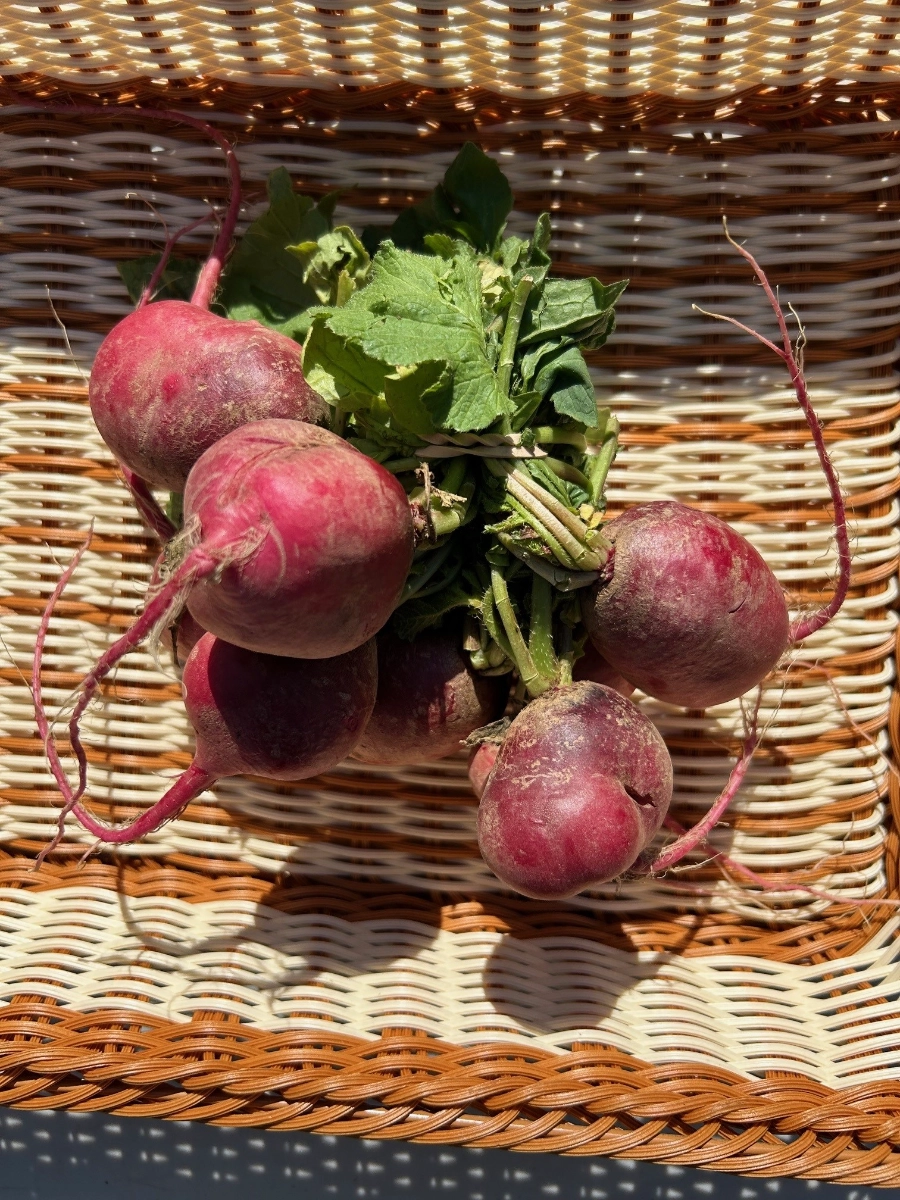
[583, 234, 850, 716]
[31, 419, 413, 833]
[182, 420, 414, 658]
[352, 627, 510, 766]
[37, 629, 377, 846]
[582, 501, 789, 709]
[477, 683, 672, 898]
[468, 740, 499, 798]
[90, 301, 328, 491]
[11, 96, 329, 493]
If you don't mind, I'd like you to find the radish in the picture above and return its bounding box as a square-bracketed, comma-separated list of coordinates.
[91, 299, 328, 492]
[31, 417, 413, 837]
[36, 630, 377, 846]
[583, 232, 850, 714]
[10, 97, 328, 493]
[582, 501, 789, 709]
[83, 111, 327, 493]
[477, 683, 672, 898]
[181, 420, 414, 659]
[352, 627, 510, 766]
[467, 740, 500, 799]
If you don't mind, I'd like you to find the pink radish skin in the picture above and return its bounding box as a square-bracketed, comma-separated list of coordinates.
[573, 640, 635, 698]
[90, 301, 328, 491]
[184, 420, 414, 659]
[53, 633, 377, 846]
[184, 634, 376, 781]
[468, 741, 499, 799]
[583, 502, 790, 710]
[478, 683, 673, 899]
[352, 628, 510, 766]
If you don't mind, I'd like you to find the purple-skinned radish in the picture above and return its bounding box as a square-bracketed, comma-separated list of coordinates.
[352, 627, 510, 766]
[91, 299, 328, 491]
[31, 418, 413, 836]
[582, 501, 789, 709]
[36, 627, 377, 847]
[10, 96, 329, 496]
[477, 683, 673, 899]
[583, 233, 850, 716]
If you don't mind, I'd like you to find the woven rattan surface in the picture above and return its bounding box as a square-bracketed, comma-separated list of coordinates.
[1, 2, 900, 96]
[0, 76, 899, 1179]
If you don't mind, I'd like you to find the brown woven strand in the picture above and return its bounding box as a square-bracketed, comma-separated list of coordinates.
[0, 1015, 899, 1181]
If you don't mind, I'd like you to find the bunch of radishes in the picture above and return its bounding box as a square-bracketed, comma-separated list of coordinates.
[32, 104, 849, 899]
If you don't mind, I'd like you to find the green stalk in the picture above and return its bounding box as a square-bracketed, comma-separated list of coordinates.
[490, 567, 549, 698]
[481, 586, 516, 666]
[441, 456, 468, 495]
[531, 426, 588, 451]
[330, 406, 347, 437]
[504, 497, 580, 570]
[166, 492, 184, 527]
[506, 474, 605, 570]
[528, 574, 558, 683]
[497, 275, 534, 398]
[587, 415, 619, 506]
[542, 456, 591, 490]
[511, 468, 602, 547]
[381, 456, 422, 474]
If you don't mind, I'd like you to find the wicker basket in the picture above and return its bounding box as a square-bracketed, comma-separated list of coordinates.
[2, 4, 900, 1184]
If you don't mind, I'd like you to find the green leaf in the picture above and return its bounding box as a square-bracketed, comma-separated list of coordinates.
[515, 214, 552, 289]
[287, 224, 370, 305]
[214, 169, 364, 334]
[116, 254, 200, 305]
[384, 361, 450, 436]
[441, 142, 513, 254]
[534, 343, 598, 426]
[324, 243, 512, 432]
[510, 389, 543, 431]
[303, 318, 389, 410]
[387, 143, 513, 254]
[519, 277, 628, 348]
[423, 232, 457, 259]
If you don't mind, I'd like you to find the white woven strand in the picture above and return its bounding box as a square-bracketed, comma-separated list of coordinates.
[0, 886, 898, 1087]
[1, 1, 899, 93]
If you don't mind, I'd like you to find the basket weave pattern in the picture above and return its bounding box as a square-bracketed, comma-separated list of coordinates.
[0, 76, 899, 1179]
[2, 2, 900, 94]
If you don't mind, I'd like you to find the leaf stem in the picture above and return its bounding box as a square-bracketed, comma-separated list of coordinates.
[507, 471, 607, 569]
[497, 275, 534, 398]
[531, 426, 588, 451]
[586, 415, 619, 506]
[504, 496, 581, 570]
[381, 456, 421, 474]
[489, 567, 549, 697]
[528, 575, 558, 683]
[542, 456, 591, 490]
